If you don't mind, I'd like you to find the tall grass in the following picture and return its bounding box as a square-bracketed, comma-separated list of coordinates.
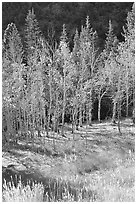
[2, 177, 44, 202]
[2, 139, 135, 202]
[2, 176, 96, 202]
[2, 152, 134, 202]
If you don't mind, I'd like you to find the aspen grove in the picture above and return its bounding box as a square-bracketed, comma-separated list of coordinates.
[2, 5, 135, 145]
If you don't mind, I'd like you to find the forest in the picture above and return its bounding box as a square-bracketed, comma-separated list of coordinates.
[2, 2, 135, 202]
[2, 2, 133, 47]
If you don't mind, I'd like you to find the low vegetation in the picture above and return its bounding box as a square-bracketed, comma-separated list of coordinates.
[2, 119, 135, 202]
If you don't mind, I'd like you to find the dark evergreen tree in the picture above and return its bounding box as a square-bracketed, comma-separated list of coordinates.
[24, 8, 41, 66]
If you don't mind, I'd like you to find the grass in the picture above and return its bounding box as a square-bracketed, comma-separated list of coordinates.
[3, 178, 44, 202]
[2, 119, 135, 202]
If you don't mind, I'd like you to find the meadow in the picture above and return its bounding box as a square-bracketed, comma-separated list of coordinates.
[2, 119, 135, 202]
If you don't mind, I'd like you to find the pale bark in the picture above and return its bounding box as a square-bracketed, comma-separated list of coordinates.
[98, 91, 107, 122]
[117, 100, 122, 135]
[98, 98, 101, 123]
[112, 100, 117, 124]
[61, 69, 66, 136]
[88, 90, 92, 126]
[79, 104, 83, 127]
[47, 66, 52, 137]
[126, 89, 129, 117]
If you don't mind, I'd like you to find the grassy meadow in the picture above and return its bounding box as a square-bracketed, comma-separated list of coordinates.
[2, 119, 135, 202]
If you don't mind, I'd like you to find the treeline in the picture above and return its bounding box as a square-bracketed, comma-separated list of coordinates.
[2, 5, 135, 143]
[2, 2, 133, 48]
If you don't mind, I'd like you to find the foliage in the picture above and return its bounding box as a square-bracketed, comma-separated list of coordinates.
[2, 5, 135, 141]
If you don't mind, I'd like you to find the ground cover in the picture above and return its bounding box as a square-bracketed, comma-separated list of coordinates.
[2, 119, 135, 202]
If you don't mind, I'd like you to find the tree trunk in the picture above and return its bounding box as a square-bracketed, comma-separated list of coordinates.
[88, 105, 92, 126]
[75, 105, 79, 130]
[79, 104, 83, 127]
[85, 104, 89, 148]
[98, 97, 101, 123]
[112, 100, 117, 124]
[117, 100, 122, 135]
[61, 69, 66, 136]
[71, 108, 75, 134]
[126, 85, 129, 117]
[47, 66, 52, 137]
[82, 106, 85, 123]
[132, 90, 135, 124]
[88, 91, 92, 126]
[61, 90, 66, 136]
[52, 110, 56, 151]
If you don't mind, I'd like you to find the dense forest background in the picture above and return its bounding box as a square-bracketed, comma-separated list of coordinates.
[2, 2, 135, 143]
[2, 2, 133, 49]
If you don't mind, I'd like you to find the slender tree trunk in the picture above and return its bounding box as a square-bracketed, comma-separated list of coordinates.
[61, 91, 66, 136]
[61, 70, 66, 136]
[7, 108, 11, 141]
[117, 100, 122, 135]
[43, 107, 47, 152]
[47, 108, 51, 137]
[98, 97, 101, 123]
[88, 91, 92, 126]
[117, 69, 122, 135]
[132, 89, 135, 124]
[5, 108, 11, 144]
[52, 110, 56, 151]
[82, 107, 85, 123]
[112, 100, 117, 124]
[32, 107, 35, 147]
[126, 83, 129, 117]
[19, 107, 22, 134]
[85, 104, 89, 148]
[47, 67, 52, 137]
[61, 100, 65, 136]
[26, 111, 29, 143]
[75, 106, 79, 131]
[54, 91, 59, 134]
[88, 105, 92, 126]
[71, 108, 75, 134]
[79, 104, 83, 127]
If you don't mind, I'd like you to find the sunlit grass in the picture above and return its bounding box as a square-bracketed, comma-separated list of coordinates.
[2, 151, 134, 202]
[2, 120, 135, 202]
[3, 178, 44, 202]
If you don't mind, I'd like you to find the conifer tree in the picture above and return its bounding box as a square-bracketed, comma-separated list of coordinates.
[3, 22, 23, 64]
[24, 8, 41, 66]
[79, 16, 98, 126]
[102, 20, 119, 123]
[3, 22, 25, 142]
[71, 29, 82, 130]
[24, 9, 50, 141]
[56, 24, 71, 136]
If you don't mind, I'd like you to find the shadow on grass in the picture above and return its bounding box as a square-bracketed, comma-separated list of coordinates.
[3, 141, 53, 157]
